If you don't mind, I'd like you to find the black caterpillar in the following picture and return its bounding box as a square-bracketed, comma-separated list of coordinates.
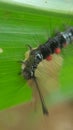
[20, 27, 73, 115]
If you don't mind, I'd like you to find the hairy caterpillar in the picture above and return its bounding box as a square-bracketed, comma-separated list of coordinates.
[20, 27, 73, 115]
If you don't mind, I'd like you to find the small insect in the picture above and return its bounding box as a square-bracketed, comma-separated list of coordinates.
[20, 27, 73, 115]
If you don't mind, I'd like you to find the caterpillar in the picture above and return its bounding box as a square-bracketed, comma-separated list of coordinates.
[20, 27, 73, 115]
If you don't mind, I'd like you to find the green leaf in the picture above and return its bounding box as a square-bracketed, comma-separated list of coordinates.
[0, 2, 73, 110]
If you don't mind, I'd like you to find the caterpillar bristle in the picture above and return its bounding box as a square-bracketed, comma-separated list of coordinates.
[18, 60, 26, 64]
[27, 44, 32, 51]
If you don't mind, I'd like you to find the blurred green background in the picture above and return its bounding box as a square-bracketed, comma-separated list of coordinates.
[0, 2, 73, 110]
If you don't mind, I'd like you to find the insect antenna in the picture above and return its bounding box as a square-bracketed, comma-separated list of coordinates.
[33, 77, 49, 115]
